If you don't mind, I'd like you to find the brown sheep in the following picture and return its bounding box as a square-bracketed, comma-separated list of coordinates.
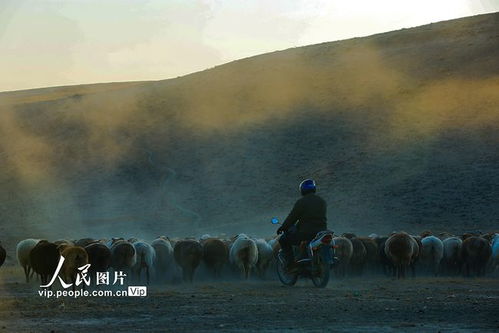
[109, 238, 136, 275]
[201, 238, 228, 278]
[174, 240, 203, 282]
[332, 237, 353, 278]
[358, 237, 379, 273]
[384, 232, 419, 279]
[420, 230, 433, 238]
[410, 235, 423, 276]
[375, 236, 393, 276]
[30, 240, 60, 286]
[461, 236, 491, 277]
[342, 234, 367, 276]
[55, 239, 74, 253]
[61, 246, 89, 291]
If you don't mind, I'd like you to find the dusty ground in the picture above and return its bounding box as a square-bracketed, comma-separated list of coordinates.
[0, 267, 498, 332]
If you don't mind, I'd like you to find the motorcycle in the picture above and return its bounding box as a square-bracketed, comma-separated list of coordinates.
[271, 217, 336, 288]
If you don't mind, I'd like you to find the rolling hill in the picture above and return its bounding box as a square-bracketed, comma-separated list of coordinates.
[1, 12, 498, 251]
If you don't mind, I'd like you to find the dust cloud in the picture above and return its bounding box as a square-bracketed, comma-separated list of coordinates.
[0, 13, 498, 248]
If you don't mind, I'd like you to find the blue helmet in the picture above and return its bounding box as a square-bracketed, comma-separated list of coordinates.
[299, 179, 316, 195]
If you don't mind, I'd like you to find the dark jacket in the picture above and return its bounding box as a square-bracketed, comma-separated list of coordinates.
[281, 193, 327, 234]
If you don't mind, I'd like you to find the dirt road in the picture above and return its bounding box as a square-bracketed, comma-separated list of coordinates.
[0, 267, 498, 332]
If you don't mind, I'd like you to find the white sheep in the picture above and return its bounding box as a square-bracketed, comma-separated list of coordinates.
[16, 238, 41, 283]
[131, 240, 156, 285]
[151, 236, 174, 282]
[199, 234, 211, 241]
[254, 238, 273, 279]
[229, 234, 258, 279]
[420, 235, 444, 276]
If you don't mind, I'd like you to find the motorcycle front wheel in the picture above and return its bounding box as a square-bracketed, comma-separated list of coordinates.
[276, 252, 298, 286]
[311, 250, 330, 288]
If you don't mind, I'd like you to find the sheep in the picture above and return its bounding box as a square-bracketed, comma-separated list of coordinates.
[54, 239, 75, 253]
[254, 239, 273, 279]
[200, 234, 212, 241]
[358, 237, 379, 273]
[16, 238, 41, 283]
[151, 236, 174, 282]
[268, 235, 281, 258]
[61, 246, 89, 291]
[173, 239, 203, 282]
[420, 230, 433, 238]
[410, 235, 423, 276]
[108, 238, 136, 277]
[200, 237, 228, 278]
[29, 240, 60, 286]
[461, 236, 492, 277]
[229, 234, 258, 279]
[54, 239, 74, 246]
[84, 242, 112, 282]
[438, 232, 455, 240]
[0, 242, 6, 269]
[419, 235, 444, 276]
[332, 237, 353, 278]
[342, 232, 357, 239]
[75, 238, 96, 248]
[169, 237, 181, 249]
[491, 234, 499, 274]
[384, 232, 419, 279]
[131, 240, 156, 285]
[342, 234, 367, 276]
[374, 236, 393, 276]
[441, 237, 463, 275]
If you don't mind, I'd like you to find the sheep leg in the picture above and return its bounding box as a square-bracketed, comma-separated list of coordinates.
[23, 266, 29, 283]
[146, 266, 150, 285]
[244, 262, 250, 280]
[29, 267, 36, 280]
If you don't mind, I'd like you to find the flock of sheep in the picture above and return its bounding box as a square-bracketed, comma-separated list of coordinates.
[4, 230, 499, 288]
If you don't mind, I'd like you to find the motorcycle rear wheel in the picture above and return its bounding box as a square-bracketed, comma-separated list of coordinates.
[311, 252, 330, 288]
[276, 252, 298, 286]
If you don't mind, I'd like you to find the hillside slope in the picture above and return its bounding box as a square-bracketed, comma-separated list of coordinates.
[0, 13, 498, 247]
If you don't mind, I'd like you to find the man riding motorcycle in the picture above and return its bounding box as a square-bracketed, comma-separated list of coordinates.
[277, 179, 328, 269]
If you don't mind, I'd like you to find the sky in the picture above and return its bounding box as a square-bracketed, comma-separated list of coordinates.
[1, 0, 498, 92]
